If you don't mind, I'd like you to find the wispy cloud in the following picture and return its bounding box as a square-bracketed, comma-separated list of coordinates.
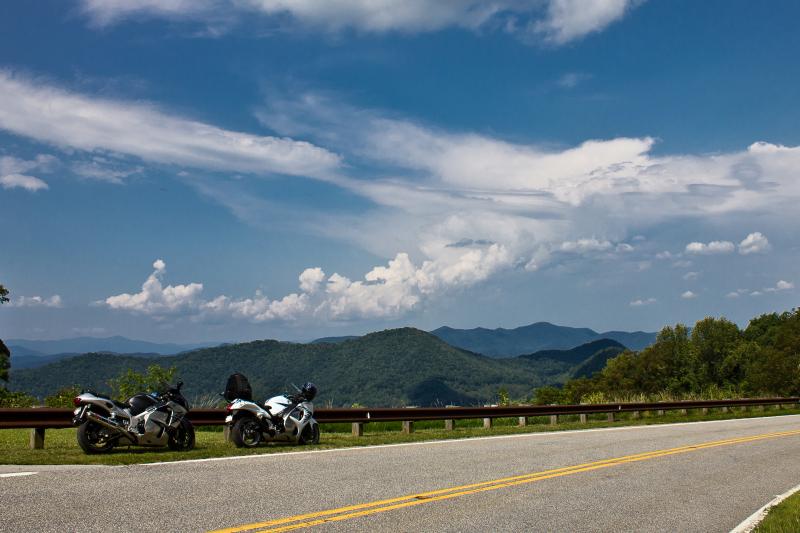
[80, 0, 643, 45]
[12, 295, 63, 308]
[630, 297, 656, 307]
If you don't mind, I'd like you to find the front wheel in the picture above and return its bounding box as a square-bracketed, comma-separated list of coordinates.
[76, 420, 116, 454]
[299, 422, 320, 445]
[231, 417, 262, 448]
[168, 418, 195, 451]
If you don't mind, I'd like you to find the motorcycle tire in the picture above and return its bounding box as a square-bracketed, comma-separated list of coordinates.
[76, 420, 115, 454]
[299, 422, 320, 445]
[231, 417, 262, 448]
[168, 418, 196, 451]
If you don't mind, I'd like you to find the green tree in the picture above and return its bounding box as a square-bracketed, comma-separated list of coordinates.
[0, 284, 9, 304]
[44, 385, 83, 408]
[0, 284, 9, 384]
[690, 317, 741, 386]
[108, 364, 177, 401]
[532, 385, 564, 405]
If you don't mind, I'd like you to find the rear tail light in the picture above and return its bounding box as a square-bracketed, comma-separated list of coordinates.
[226, 403, 233, 412]
[73, 397, 82, 407]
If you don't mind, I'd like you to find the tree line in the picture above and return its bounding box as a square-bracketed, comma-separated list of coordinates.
[535, 308, 800, 404]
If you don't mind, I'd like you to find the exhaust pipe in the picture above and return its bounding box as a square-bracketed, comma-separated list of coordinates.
[86, 411, 138, 442]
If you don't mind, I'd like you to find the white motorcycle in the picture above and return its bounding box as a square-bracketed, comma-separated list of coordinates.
[72, 382, 195, 454]
[223, 374, 320, 447]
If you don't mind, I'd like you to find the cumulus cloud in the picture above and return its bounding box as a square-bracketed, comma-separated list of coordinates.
[0, 71, 341, 181]
[681, 290, 696, 299]
[738, 232, 771, 255]
[80, 0, 642, 45]
[0, 174, 48, 191]
[682, 271, 699, 281]
[685, 241, 735, 255]
[630, 297, 656, 307]
[104, 250, 511, 322]
[103, 259, 204, 314]
[764, 280, 794, 293]
[12, 295, 63, 308]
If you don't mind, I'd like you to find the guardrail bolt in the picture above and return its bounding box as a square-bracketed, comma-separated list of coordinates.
[549, 415, 558, 425]
[483, 417, 493, 429]
[445, 419, 455, 431]
[607, 413, 615, 422]
[518, 416, 527, 427]
[579, 414, 587, 423]
[352, 422, 364, 437]
[402, 421, 414, 434]
[30, 428, 45, 450]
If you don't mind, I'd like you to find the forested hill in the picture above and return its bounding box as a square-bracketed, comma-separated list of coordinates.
[431, 322, 655, 357]
[10, 328, 561, 406]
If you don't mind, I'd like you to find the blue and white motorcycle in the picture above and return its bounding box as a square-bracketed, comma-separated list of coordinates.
[224, 376, 320, 447]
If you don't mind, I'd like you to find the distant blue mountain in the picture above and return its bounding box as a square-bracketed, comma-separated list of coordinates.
[6, 336, 218, 357]
[431, 322, 656, 357]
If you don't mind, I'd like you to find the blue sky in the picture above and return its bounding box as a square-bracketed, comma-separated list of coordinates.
[1, 0, 798, 342]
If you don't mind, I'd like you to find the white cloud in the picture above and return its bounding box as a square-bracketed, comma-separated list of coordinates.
[681, 290, 696, 299]
[533, 0, 639, 45]
[765, 280, 794, 293]
[12, 295, 63, 308]
[630, 297, 656, 307]
[0, 71, 341, 181]
[0, 174, 48, 191]
[560, 238, 612, 253]
[71, 158, 143, 184]
[81, 0, 643, 44]
[682, 271, 699, 281]
[685, 241, 735, 255]
[104, 259, 204, 314]
[725, 291, 740, 299]
[105, 249, 512, 322]
[738, 232, 771, 255]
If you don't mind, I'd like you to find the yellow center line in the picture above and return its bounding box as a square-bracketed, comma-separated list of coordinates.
[210, 428, 800, 533]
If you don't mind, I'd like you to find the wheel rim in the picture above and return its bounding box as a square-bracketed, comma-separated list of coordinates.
[241, 420, 260, 446]
[85, 422, 113, 449]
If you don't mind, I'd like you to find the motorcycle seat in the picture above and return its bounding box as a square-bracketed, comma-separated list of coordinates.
[112, 400, 129, 410]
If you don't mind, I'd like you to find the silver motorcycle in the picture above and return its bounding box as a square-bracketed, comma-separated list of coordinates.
[224, 380, 320, 447]
[72, 381, 195, 454]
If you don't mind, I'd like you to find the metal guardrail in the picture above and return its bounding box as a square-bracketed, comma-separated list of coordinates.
[2, 397, 797, 429]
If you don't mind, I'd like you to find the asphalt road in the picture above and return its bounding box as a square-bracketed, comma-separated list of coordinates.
[2, 415, 800, 532]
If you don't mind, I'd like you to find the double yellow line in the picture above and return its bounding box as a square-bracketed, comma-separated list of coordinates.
[211, 428, 800, 533]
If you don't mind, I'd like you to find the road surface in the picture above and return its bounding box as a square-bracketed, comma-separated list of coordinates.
[2, 415, 800, 532]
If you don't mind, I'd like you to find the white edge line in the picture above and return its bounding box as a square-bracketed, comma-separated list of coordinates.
[0, 471, 38, 478]
[730, 481, 800, 533]
[137, 413, 800, 467]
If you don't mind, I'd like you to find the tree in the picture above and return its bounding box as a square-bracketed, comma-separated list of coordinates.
[690, 317, 741, 386]
[0, 339, 9, 383]
[107, 364, 177, 401]
[0, 284, 8, 304]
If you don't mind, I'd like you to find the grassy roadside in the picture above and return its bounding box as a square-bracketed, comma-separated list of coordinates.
[754, 491, 800, 533]
[1, 406, 798, 466]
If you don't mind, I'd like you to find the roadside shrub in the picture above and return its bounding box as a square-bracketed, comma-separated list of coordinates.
[44, 385, 83, 408]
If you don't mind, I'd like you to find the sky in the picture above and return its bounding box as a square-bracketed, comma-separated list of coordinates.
[0, 0, 798, 343]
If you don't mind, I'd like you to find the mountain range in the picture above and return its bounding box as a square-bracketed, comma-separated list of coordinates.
[6, 336, 217, 357]
[9, 329, 627, 406]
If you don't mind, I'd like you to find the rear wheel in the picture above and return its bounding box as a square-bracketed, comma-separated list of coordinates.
[168, 418, 195, 451]
[231, 417, 262, 448]
[299, 422, 320, 445]
[76, 420, 116, 454]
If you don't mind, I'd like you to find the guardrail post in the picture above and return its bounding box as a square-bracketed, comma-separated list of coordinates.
[223, 425, 231, 442]
[579, 413, 587, 423]
[607, 412, 615, 422]
[549, 415, 558, 425]
[631, 411, 640, 419]
[721, 406, 728, 413]
[483, 418, 492, 429]
[680, 409, 687, 415]
[774, 404, 782, 410]
[657, 409, 665, 416]
[518, 416, 527, 427]
[402, 421, 414, 434]
[701, 407, 708, 415]
[30, 428, 45, 449]
[352, 422, 364, 437]
[445, 419, 455, 430]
